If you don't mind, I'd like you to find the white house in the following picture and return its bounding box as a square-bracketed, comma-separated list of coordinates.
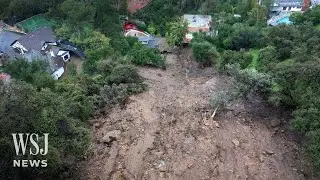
[265, 0, 305, 14]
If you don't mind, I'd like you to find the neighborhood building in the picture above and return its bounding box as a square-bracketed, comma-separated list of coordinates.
[0, 25, 83, 80]
[123, 21, 161, 49]
[0, 30, 25, 61]
[311, 0, 320, 6]
[182, 14, 213, 43]
[128, 0, 150, 13]
[124, 29, 151, 38]
[260, 0, 313, 15]
[269, 0, 304, 14]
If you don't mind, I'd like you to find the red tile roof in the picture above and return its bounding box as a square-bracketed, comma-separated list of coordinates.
[0, 72, 10, 81]
[128, 0, 150, 13]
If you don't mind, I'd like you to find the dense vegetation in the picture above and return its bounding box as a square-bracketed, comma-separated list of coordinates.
[0, 0, 161, 179]
[2, 0, 320, 178]
[203, 4, 320, 170]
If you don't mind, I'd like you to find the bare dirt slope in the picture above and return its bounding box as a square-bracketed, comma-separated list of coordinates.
[79, 48, 316, 180]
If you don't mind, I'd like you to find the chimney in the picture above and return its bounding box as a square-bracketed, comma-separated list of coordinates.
[303, 0, 311, 11]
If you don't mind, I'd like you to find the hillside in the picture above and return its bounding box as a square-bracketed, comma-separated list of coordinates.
[79, 48, 317, 180]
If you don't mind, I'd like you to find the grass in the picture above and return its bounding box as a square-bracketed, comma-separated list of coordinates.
[15, 14, 56, 32]
[247, 49, 259, 70]
[316, 24, 320, 30]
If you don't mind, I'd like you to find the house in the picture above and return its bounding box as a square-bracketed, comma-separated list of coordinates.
[124, 29, 151, 38]
[137, 36, 159, 48]
[0, 30, 24, 64]
[9, 27, 71, 79]
[311, 0, 320, 6]
[123, 21, 138, 31]
[182, 14, 213, 43]
[128, 0, 150, 13]
[56, 40, 85, 58]
[264, 0, 306, 15]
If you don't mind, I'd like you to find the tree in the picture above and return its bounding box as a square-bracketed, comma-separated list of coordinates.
[192, 41, 220, 67]
[257, 46, 279, 72]
[107, 64, 142, 85]
[165, 18, 188, 46]
[220, 49, 252, 69]
[224, 24, 261, 50]
[4, 58, 50, 85]
[58, 0, 95, 26]
[128, 43, 165, 68]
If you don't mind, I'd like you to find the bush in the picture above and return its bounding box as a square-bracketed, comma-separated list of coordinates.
[211, 86, 240, 108]
[220, 49, 252, 69]
[96, 58, 120, 76]
[110, 36, 130, 55]
[225, 64, 272, 97]
[107, 64, 142, 84]
[99, 83, 147, 107]
[128, 43, 165, 68]
[192, 41, 220, 67]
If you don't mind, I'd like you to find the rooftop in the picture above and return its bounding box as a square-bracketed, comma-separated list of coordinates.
[0, 31, 24, 56]
[128, 0, 150, 13]
[183, 14, 212, 28]
[273, 0, 304, 6]
[16, 27, 56, 51]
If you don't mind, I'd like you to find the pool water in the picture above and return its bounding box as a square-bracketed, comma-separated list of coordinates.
[276, 16, 292, 25]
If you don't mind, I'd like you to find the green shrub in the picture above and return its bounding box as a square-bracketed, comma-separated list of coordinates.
[107, 64, 142, 84]
[192, 41, 220, 67]
[225, 63, 272, 97]
[126, 36, 139, 47]
[128, 43, 165, 68]
[96, 58, 119, 76]
[220, 49, 252, 69]
[110, 36, 130, 55]
[99, 83, 147, 107]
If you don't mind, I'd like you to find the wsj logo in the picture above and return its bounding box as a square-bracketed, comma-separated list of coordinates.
[12, 133, 49, 168]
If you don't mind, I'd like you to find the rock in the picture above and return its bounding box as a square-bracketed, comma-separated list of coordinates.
[187, 163, 193, 168]
[271, 119, 281, 127]
[93, 123, 101, 128]
[263, 150, 274, 156]
[158, 161, 167, 172]
[102, 130, 121, 143]
[293, 168, 298, 171]
[213, 121, 220, 128]
[154, 151, 164, 156]
[159, 172, 166, 178]
[259, 155, 265, 163]
[265, 150, 274, 155]
[232, 139, 240, 147]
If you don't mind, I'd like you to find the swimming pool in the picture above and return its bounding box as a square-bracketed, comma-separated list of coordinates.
[276, 16, 292, 25]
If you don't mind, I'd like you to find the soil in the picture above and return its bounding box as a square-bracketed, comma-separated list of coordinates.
[78, 48, 318, 180]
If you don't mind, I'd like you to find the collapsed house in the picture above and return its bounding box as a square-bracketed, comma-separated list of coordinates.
[0, 26, 83, 80]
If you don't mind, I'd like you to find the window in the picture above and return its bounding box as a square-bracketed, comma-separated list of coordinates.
[288, 7, 292, 10]
[62, 53, 70, 62]
[283, 7, 287, 10]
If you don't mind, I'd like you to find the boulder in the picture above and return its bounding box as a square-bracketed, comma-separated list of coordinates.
[102, 130, 121, 143]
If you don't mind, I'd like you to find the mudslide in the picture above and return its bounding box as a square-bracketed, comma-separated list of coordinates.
[79, 48, 316, 180]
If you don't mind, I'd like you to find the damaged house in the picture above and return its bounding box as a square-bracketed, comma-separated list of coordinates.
[1, 27, 82, 80]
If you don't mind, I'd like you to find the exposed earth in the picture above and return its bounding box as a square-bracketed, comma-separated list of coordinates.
[78, 48, 317, 180]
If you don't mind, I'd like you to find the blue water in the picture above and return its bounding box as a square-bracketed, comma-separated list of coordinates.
[276, 16, 292, 25]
